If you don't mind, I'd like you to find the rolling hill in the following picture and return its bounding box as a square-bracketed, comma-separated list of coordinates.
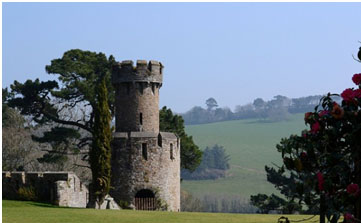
[181, 113, 306, 200]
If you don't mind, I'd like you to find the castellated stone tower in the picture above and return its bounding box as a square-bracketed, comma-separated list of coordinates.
[110, 60, 180, 211]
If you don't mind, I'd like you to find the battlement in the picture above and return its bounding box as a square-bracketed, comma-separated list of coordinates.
[112, 60, 163, 85]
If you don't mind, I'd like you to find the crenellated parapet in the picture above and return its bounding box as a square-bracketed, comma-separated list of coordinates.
[112, 60, 163, 85]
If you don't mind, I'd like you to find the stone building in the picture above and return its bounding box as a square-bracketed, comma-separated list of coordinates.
[110, 60, 181, 211]
[2, 171, 89, 208]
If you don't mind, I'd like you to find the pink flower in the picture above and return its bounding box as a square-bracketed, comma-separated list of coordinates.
[341, 88, 361, 103]
[354, 89, 361, 98]
[317, 172, 324, 191]
[341, 88, 356, 102]
[347, 183, 360, 196]
[352, 73, 361, 85]
[319, 110, 329, 117]
[344, 213, 355, 222]
[301, 152, 307, 158]
[311, 122, 320, 133]
[304, 112, 313, 122]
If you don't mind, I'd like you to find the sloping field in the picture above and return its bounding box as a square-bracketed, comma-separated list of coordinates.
[182, 114, 306, 199]
[2, 200, 318, 223]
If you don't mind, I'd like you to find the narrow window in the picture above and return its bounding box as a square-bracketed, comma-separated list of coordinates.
[142, 143, 148, 160]
[170, 143, 174, 160]
[140, 113, 143, 125]
[73, 177, 76, 192]
[158, 134, 162, 147]
[126, 83, 130, 95]
[139, 83, 144, 94]
[151, 84, 155, 95]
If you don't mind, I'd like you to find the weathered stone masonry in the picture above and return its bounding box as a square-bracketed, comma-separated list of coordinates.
[110, 60, 181, 211]
[2, 171, 88, 208]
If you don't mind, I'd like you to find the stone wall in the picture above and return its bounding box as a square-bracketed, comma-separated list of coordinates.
[2, 171, 89, 208]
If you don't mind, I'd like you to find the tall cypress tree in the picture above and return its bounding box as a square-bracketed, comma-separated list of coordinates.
[90, 76, 112, 207]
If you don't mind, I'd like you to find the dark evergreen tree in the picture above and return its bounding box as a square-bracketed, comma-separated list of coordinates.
[159, 106, 202, 171]
[90, 77, 112, 207]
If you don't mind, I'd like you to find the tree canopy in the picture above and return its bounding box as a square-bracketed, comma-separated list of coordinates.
[159, 106, 202, 171]
[7, 49, 115, 206]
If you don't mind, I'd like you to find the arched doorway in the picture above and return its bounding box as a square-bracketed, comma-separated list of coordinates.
[134, 189, 156, 211]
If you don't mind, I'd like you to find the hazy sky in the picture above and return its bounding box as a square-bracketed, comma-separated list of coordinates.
[3, 2, 361, 113]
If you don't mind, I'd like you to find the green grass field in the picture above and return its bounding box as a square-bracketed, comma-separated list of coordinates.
[181, 114, 306, 199]
[2, 200, 318, 223]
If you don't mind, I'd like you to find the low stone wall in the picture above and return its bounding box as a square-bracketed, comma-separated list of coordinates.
[2, 171, 89, 208]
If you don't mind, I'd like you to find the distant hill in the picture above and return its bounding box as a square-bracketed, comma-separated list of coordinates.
[181, 113, 306, 201]
[181, 95, 323, 125]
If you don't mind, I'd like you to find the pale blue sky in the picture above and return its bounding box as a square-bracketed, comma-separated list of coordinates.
[3, 3, 361, 112]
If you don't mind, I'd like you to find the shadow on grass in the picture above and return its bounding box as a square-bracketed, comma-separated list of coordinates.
[23, 201, 73, 209]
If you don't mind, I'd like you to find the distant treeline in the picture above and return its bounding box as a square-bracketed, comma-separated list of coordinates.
[181, 144, 230, 180]
[181, 192, 258, 213]
[182, 95, 325, 125]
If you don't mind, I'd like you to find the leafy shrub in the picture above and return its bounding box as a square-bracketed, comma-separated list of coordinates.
[17, 186, 37, 201]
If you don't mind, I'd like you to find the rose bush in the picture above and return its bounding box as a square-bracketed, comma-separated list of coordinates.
[272, 73, 361, 223]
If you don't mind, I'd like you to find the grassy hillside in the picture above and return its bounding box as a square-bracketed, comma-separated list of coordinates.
[181, 113, 306, 200]
[3, 200, 318, 223]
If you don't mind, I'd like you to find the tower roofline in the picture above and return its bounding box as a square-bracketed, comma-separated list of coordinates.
[112, 60, 163, 85]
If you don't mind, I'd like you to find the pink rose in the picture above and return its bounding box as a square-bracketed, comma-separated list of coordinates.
[317, 172, 324, 191]
[304, 112, 313, 122]
[341, 88, 361, 103]
[319, 110, 329, 117]
[344, 213, 354, 222]
[352, 73, 361, 85]
[341, 88, 356, 102]
[354, 89, 361, 98]
[347, 183, 360, 196]
[311, 122, 320, 133]
[301, 152, 307, 158]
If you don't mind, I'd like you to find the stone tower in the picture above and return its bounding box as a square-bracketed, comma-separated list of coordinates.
[110, 60, 180, 211]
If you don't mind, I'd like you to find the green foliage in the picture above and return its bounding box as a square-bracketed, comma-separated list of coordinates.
[206, 97, 218, 111]
[2, 88, 24, 128]
[32, 127, 81, 164]
[45, 49, 115, 113]
[201, 145, 230, 170]
[17, 186, 37, 201]
[90, 77, 112, 206]
[182, 144, 230, 180]
[250, 193, 301, 214]
[159, 106, 202, 171]
[267, 72, 361, 222]
[7, 49, 115, 205]
[8, 49, 115, 148]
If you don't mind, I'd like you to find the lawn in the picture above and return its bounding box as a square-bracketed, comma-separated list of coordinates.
[2, 200, 318, 223]
[182, 114, 306, 199]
